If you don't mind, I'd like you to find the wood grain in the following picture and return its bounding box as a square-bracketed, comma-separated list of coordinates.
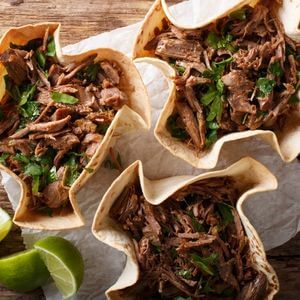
[0, 0, 299, 299]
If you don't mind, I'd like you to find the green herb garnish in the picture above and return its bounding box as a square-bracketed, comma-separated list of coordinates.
[206, 32, 236, 53]
[256, 78, 276, 97]
[19, 84, 37, 106]
[269, 62, 283, 77]
[229, 9, 247, 20]
[167, 115, 189, 140]
[191, 253, 218, 276]
[35, 50, 46, 69]
[0, 153, 10, 165]
[51, 92, 79, 104]
[46, 36, 56, 57]
[64, 155, 81, 186]
[176, 269, 192, 280]
[217, 202, 234, 226]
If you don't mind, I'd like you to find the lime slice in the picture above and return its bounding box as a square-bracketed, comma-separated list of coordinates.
[0, 207, 12, 242]
[0, 249, 50, 292]
[34, 236, 84, 299]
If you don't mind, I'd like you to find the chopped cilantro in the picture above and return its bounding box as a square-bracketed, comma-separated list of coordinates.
[207, 121, 219, 130]
[46, 36, 56, 57]
[206, 32, 236, 53]
[256, 78, 276, 97]
[187, 210, 205, 232]
[167, 115, 189, 140]
[269, 62, 283, 77]
[35, 50, 46, 69]
[86, 63, 100, 82]
[191, 253, 218, 276]
[19, 84, 37, 106]
[201, 85, 219, 106]
[64, 155, 81, 186]
[47, 165, 58, 183]
[229, 9, 247, 20]
[24, 163, 44, 177]
[217, 202, 234, 226]
[51, 92, 79, 104]
[32, 175, 40, 195]
[176, 269, 192, 280]
[205, 129, 218, 148]
[0, 153, 10, 165]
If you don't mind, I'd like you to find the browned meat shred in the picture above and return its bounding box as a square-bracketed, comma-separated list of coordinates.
[0, 28, 129, 213]
[111, 177, 268, 299]
[145, 0, 300, 151]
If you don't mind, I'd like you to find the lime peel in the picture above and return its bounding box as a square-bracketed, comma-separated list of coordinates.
[0, 249, 50, 293]
[34, 236, 84, 299]
[0, 207, 12, 242]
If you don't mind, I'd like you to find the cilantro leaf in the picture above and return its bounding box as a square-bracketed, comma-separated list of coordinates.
[14, 153, 31, 164]
[64, 155, 81, 186]
[24, 163, 44, 177]
[167, 115, 189, 140]
[217, 202, 234, 226]
[51, 92, 79, 104]
[256, 78, 276, 97]
[191, 253, 218, 276]
[19, 101, 40, 125]
[269, 62, 283, 77]
[86, 63, 100, 82]
[187, 211, 205, 232]
[206, 95, 222, 122]
[176, 269, 192, 279]
[174, 297, 192, 300]
[205, 129, 218, 148]
[19, 84, 37, 106]
[35, 50, 46, 69]
[207, 121, 219, 130]
[0, 153, 10, 165]
[47, 165, 58, 184]
[201, 85, 219, 106]
[46, 36, 56, 57]
[206, 32, 236, 52]
[229, 9, 247, 20]
[32, 175, 40, 195]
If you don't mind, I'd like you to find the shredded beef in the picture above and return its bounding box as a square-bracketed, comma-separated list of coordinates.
[111, 177, 267, 299]
[145, 0, 299, 151]
[0, 28, 129, 212]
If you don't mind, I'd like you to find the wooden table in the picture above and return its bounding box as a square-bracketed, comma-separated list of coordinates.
[0, 0, 299, 299]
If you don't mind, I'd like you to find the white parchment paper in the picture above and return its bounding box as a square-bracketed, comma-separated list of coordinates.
[1, 1, 300, 299]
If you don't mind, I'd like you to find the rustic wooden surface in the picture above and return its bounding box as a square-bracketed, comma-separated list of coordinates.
[0, 0, 299, 299]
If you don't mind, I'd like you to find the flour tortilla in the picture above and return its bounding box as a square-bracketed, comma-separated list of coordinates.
[133, 0, 300, 169]
[92, 157, 279, 299]
[0, 23, 151, 230]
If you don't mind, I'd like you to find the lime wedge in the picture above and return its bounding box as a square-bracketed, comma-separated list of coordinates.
[0, 249, 50, 292]
[0, 207, 12, 242]
[34, 236, 84, 299]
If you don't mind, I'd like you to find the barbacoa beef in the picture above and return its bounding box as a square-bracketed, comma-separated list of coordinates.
[111, 177, 268, 299]
[146, 0, 299, 151]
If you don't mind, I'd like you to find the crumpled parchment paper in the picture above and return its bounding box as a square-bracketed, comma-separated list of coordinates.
[1, 1, 300, 299]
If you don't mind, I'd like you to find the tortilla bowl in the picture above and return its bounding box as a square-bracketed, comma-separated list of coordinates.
[133, 0, 300, 169]
[92, 157, 279, 299]
[0, 23, 151, 230]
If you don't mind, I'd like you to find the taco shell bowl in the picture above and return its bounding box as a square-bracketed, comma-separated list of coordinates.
[92, 157, 279, 299]
[0, 23, 151, 230]
[133, 0, 300, 169]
